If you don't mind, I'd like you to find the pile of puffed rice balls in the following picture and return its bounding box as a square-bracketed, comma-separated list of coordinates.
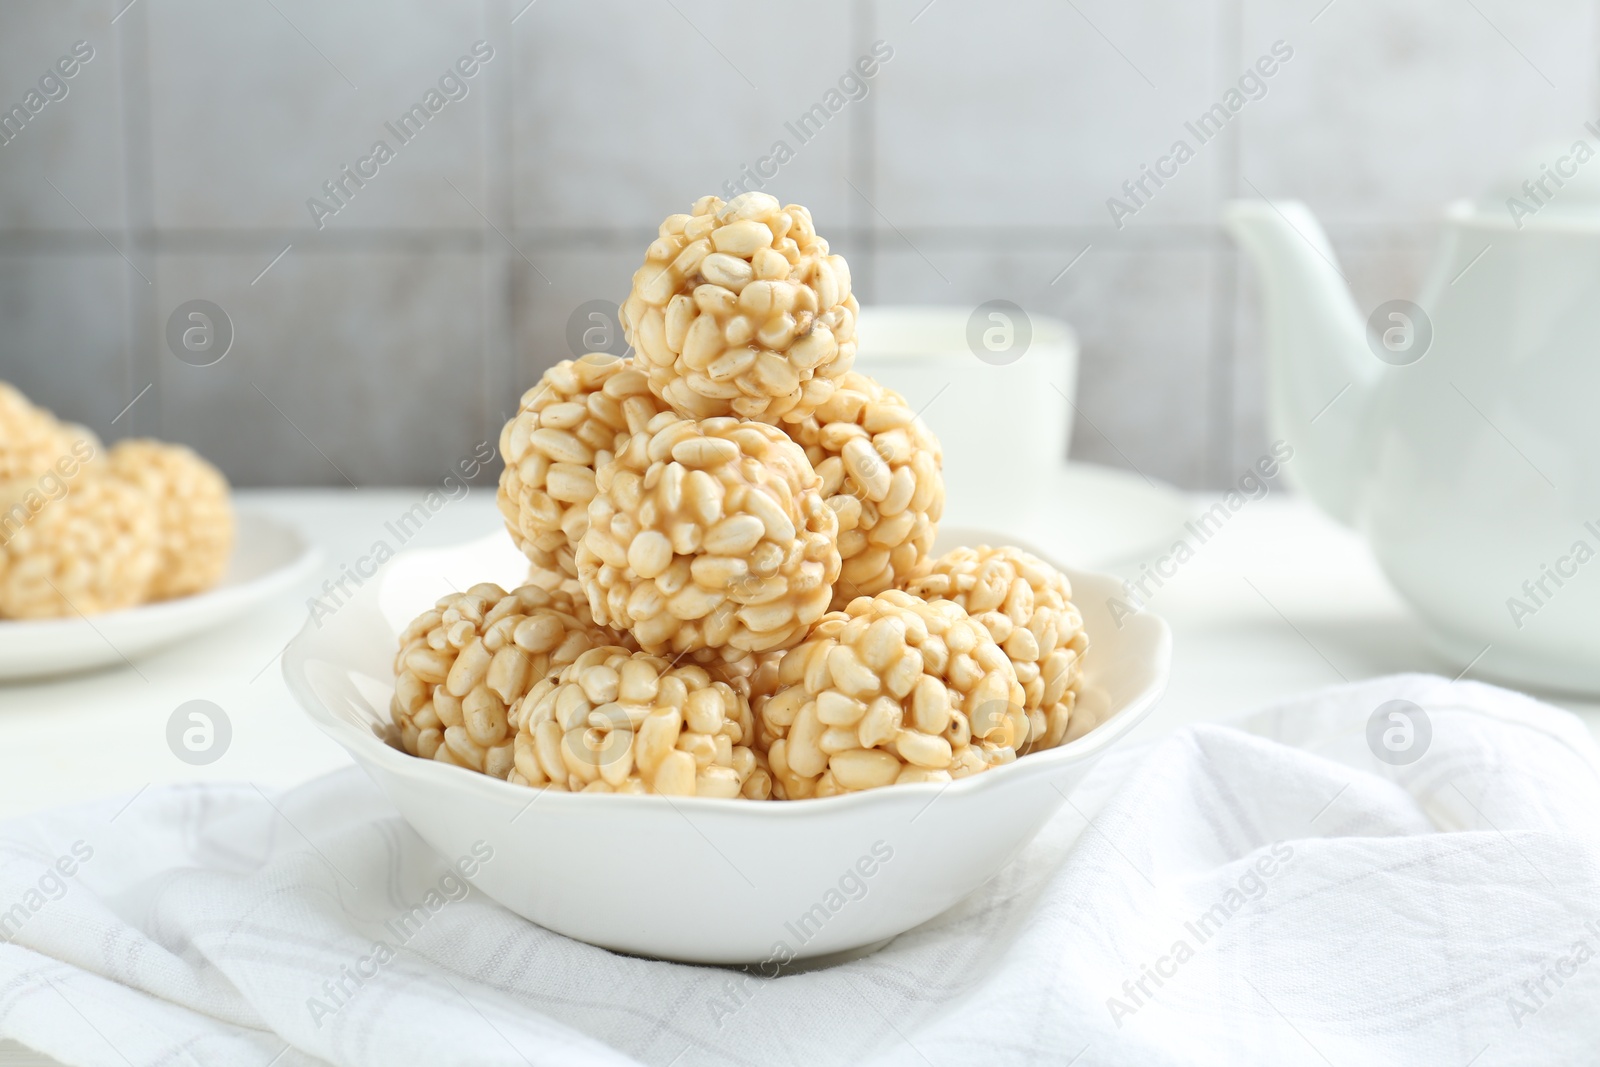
[0, 383, 235, 619]
[393, 193, 1089, 800]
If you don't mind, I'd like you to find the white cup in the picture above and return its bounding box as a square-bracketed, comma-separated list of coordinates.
[853, 305, 1078, 530]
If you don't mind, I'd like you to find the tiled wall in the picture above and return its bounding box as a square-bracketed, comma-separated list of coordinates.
[1, 0, 1595, 488]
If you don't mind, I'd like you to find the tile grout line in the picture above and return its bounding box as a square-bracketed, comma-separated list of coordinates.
[850, 0, 878, 304]
[117, 0, 160, 439]
[1207, 0, 1243, 487]
[478, 0, 492, 451]
[485, 0, 516, 458]
[109, 0, 137, 415]
[0, 224, 1450, 253]
[110, 0, 138, 432]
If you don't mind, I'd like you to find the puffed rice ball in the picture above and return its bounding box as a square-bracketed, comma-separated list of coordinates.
[0, 383, 83, 482]
[756, 589, 1027, 799]
[498, 355, 666, 579]
[578, 413, 841, 660]
[784, 372, 944, 608]
[0, 476, 157, 618]
[510, 646, 771, 798]
[391, 582, 625, 777]
[107, 439, 234, 600]
[621, 192, 857, 424]
[906, 546, 1089, 751]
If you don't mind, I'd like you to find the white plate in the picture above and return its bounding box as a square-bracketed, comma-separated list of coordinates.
[283, 529, 1170, 965]
[1013, 462, 1195, 570]
[0, 511, 319, 680]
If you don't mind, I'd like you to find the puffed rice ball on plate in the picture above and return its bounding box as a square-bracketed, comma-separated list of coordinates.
[0, 382, 92, 483]
[498, 355, 666, 579]
[0, 475, 157, 618]
[905, 545, 1089, 751]
[621, 192, 857, 423]
[577, 413, 840, 660]
[756, 589, 1027, 799]
[107, 439, 234, 600]
[392, 582, 627, 777]
[784, 371, 944, 608]
[510, 646, 770, 798]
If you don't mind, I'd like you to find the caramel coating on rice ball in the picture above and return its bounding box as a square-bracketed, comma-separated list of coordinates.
[391, 582, 626, 778]
[756, 589, 1027, 799]
[509, 646, 771, 798]
[523, 560, 588, 609]
[578, 413, 840, 660]
[784, 372, 944, 609]
[695, 644, 785, 704]
[0, 476, 157, 618]
[107, 439, 234, 600]
[905, 545, 1088, 751]
[498, 356, 666, 579]
[621, 192, 858, 424]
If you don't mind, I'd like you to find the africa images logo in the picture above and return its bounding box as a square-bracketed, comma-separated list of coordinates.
[305, 42, 494, 229]
[1106, 41, 1294, 229]
[1106, 842, 1295, 1028]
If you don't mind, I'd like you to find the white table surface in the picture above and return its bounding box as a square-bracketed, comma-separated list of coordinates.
[2, 482, 1597, 823]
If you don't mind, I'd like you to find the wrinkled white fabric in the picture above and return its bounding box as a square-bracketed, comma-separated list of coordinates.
[2, 674, 1597, 1066]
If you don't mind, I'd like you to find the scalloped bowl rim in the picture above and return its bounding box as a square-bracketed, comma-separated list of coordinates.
[283, 529, 1170, 817]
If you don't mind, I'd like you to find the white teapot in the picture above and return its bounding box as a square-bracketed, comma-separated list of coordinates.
[1225, 158, 1600, 694]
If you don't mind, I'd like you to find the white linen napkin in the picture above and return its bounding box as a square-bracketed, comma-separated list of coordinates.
[2, 673, 1598, 1067]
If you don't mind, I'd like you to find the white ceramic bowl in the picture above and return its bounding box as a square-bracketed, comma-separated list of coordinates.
[282, 529, 1169, 966]
[0, 511, 319, 680]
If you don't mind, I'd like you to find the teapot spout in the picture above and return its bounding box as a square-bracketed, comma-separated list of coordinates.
[1224, 200, 1379, 526]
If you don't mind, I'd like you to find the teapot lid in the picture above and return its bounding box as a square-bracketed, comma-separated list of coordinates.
[1474, 136, 1600, 222]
